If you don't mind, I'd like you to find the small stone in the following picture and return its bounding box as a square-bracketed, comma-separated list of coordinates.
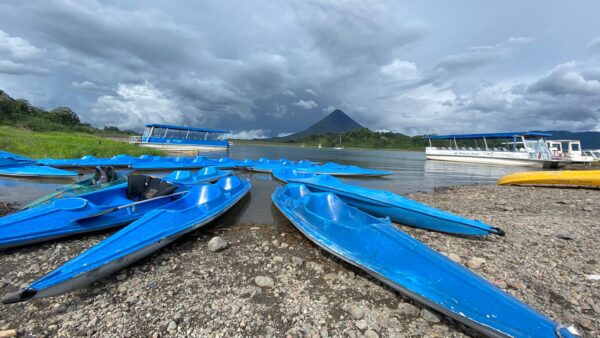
[291, 256, 304, 266]
[167, 320, 177, 333]
[207, 236, 228, 252]
[447, 253, 461, 263]
[272, 256, 284, 263]
[397, 303, 420, 316]
[576, 317, 593, 330]
[364, 329, 379, 338]
[306, 262, 324, 274]
[323, 273, 337, 282]
[467, 257, 486, 269]
[420, 308, 441, 323]
[126, 296, 137, 304]
[557, 233, 574, 240]
[582, 205, 593, 212]
[116, 273, 127, 281]
[351, 306, 365, 320]
[280, 242, 289, 248]
[254, 276, 275, 288]
[355, 320, 368, 331]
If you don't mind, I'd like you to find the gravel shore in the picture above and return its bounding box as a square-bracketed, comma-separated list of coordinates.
[0, 185, 598, 337]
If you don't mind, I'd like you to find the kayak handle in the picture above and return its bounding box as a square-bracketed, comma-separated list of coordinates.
[73, 191, 187, 222]
[492, 227, 506, 236]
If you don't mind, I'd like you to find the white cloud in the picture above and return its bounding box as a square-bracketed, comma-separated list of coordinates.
[91, 82, 185, 129]
[380, 60, 419, 81]
[283, 90, 296, 97]
[586, 36, 600, 52]
[305, 88, 317, 96]
[0, 30, 44, 61]
[227, 129, 269, 139]
[529, 61, 600, 96]
[293, 99, 318, 109]
[322, 105, 336, 113]
[277, 131, 293, 137]
[0, 60, 48, 76]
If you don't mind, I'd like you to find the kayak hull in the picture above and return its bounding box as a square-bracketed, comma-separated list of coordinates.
[287, 175, 502, 236]
[271, 184, 576, 338]
[498, 170, 600, 187]
[0, 165, 79, 178]
[5, 176, 251, 302]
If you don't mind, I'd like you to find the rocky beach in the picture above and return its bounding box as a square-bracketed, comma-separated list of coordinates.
[0, 185, 598, 337]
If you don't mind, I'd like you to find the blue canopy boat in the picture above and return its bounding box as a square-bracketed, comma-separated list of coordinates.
[286, 174, 503, 236]
[272, 184, 578, 338]
[3, 176, 251, 302]
[129, 124, 230, 152]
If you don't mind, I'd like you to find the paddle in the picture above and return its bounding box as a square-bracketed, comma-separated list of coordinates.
[74, 191, 187, 222]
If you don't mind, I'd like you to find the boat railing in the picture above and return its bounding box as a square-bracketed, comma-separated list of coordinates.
[129, 135, 142, 143]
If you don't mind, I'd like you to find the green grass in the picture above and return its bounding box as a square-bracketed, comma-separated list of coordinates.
[0, 126, 164, 159]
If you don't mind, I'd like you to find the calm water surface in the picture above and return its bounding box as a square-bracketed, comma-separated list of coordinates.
[0, 144, 534, 225]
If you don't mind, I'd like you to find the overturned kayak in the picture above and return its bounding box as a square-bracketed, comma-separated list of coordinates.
[0, 174, 186, 250]
[271, 168, 318, 183]
[498, 170, 600, 187]
[163, 167, 231, 185]
[288, 175, 503, 236]
[272, 184, 578, 338]
[21, 167, 128, 210]
[3, 176, 251, 303]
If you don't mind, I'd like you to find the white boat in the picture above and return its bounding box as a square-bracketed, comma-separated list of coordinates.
[426, 132, 572, 168]
[546, 140, 594, 163]
[333, 135, 344, 150]
[130, 124, 230, 152]
[583, 149, 600, 161]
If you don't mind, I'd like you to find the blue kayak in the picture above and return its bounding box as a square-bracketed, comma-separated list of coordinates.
[0, 150, 35, 167]
[163, 167, 231, 185]
[38, 154, 163, 168]
[0, 165, 79, 178]
[251, 161, 392, 177]
[287, 174, 503, 236]
[3, 176, 251, 303]
[0, 174, 189, 250]
[271, 168, 318, 183]
[272, 184, 578, 338]
[130, 156, 209, 170]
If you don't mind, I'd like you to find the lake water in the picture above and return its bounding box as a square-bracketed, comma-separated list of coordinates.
[0, 144, 534, 225]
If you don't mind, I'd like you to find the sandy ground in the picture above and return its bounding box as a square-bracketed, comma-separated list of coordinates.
[0, 184, 599, 337]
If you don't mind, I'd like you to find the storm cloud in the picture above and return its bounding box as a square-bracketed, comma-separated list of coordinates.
[0, 0, 599, 135]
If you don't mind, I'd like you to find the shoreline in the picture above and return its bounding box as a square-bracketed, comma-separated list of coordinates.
[0, 184, 598, 336]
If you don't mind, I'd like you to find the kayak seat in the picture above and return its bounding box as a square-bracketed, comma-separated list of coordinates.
[216, 176, 241, 192]
[304, 192, 364, 225]
[164, 170, 193, 182]
[173, 185, 224, 209]
[283, 183, 311, 200]
[127, 175, 177, 201]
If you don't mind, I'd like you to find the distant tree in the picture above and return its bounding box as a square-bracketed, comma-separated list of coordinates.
[48, 107, 81, 125]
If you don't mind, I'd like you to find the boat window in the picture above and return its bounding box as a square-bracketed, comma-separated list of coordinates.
[142, 127, 151, 138]
[151, 127, 166, 137]
[571, 143, 580, 151]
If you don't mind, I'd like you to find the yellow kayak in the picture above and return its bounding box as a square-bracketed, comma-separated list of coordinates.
[497, 170, 600, 187]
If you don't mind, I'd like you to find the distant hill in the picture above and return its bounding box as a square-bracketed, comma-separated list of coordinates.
[282, 109, 364, 139]
[539, 130, 600, 149]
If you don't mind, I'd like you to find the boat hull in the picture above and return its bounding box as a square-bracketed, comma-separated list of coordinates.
[4, 176, 250, 302]
[271, 184, 577, 338]
[133, 142, 228, 152]
[498, 170, 600, 187]
[287, 175, 502, 236]
[426, 154, 563, 168]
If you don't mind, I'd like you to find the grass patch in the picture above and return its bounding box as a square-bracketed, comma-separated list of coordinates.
[0, 126, 164, 159]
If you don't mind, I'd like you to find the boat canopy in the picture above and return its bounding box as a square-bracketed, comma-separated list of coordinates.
[144, 124, 230, 134]
[427, 131, 552, 140]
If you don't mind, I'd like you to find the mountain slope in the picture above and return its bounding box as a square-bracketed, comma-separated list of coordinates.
[539, 130, 600, 149]
[284, 109, 364, 139]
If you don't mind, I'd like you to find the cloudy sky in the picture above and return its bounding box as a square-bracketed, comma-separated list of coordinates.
[1, 1, 600, 138]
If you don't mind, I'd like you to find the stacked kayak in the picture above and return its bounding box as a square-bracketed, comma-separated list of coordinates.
[3, 176, 251, 303]
[287, 174, 503, 236]
[21, 167, 128, 210]
[272, 184, 578, 338]
[498, 170, 600, 188]
[0, 151, 78, 178]
[272, 168, 319, 183]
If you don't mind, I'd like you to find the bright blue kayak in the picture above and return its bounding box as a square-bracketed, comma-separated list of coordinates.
[251, 161, 391, 177]
[0, 174, 188, 250]
[271, 168, 318, 183]
[163, 167, 231, 185]
[0, 165, 79, 178]
[3, 176, 251, 303]
[272, 184, 578, 338]
[287, 174, 503, 236]
[38, 154, 163, 168]
[130, 156, 208, 170]
[0, 150, 35, 167]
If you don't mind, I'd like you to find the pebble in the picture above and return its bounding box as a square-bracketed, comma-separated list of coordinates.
[467, 257, 486, 269]
[254, 276, 275, 288]
[351, 306, 365, 320]
[448, 253, 461, 263]
[291, 256, 304, 266]
[397, 303, 420, 316]
[364, 329, 379, 338]
[167, 321, 177, 333]
[207, 236, 228, 252]
[420, 308, 441, 323]
[355, 320, 368, 331]
[557, 233, 575, 240]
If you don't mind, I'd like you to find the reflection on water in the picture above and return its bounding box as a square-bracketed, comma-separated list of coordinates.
[0, 144, 538, 225]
